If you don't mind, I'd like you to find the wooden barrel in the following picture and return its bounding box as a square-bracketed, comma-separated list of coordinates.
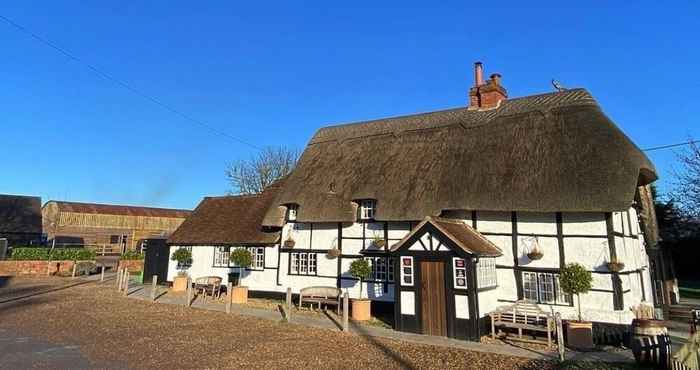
[630, 319, 671, 370]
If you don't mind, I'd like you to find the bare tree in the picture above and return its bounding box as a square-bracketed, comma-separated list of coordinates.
[225, 146, 300, 194]
[674, 141, 700, 218]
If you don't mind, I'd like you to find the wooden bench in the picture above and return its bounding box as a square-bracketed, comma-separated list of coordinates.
[489, 301, 555, 348]
[298, 286, 342, 314]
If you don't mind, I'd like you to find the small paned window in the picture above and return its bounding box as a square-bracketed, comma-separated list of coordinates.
[290, 252, 316, 275]
[522, 271, 571, 305]
[359, 200, 376, 220]
[110, 235, 120, 244]
[400, 256, 414, 286]
[213, 247, 230, 267]
[367, 257, 394, 281]
[248, 247, 265, 270]
[287, 204, 298, 222]
[477, 257, 497, 289]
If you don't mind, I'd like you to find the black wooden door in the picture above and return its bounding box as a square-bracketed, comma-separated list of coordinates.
[143, 239, 169, 284]
[420, 261, 447, 336]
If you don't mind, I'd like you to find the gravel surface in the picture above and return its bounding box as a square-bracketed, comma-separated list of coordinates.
[0, 277, 629, 369]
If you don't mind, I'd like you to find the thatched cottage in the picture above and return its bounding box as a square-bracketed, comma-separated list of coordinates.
[168, 63, 662, 341]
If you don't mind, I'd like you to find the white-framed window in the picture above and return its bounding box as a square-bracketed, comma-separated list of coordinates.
[290, 252, 316, 275]
[453, 257, 468, 289]
[359, 199, 376, 220]
[522, 271, 571, 305]
[477, 257, 497, 289]
[287, 204, 298, 222]
[367, 257, 395, 282]
[248, 247, 265, 270]
[400, 256, 414, 286]
[213, 246, 230, 267]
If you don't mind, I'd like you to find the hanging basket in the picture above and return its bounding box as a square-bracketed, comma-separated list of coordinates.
[527, 251, 544, 260]
[607, 261, 625, 272]
[327, 248, 341, 258]
[283, 239, 296, 248]
[373, 239, 386, 248]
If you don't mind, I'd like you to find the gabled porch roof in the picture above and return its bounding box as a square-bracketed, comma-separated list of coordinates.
[389, 216, 503, 257]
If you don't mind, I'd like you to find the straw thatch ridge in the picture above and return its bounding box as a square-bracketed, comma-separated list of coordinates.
[390, 216, 503, 257]
[46, 201, 191, 218]
[262, 88, 656, 226]
[168, 184, 282, 246]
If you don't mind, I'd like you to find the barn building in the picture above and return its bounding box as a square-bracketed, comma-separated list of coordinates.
[167, 63, 664, 341]
[43, 201, 190, 253]
[0, 194, 43, 247]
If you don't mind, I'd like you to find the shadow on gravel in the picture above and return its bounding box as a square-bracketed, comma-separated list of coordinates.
[349, 320, 417, 370]
[0, 279, 94, 305]
[0, 276, 12, 288]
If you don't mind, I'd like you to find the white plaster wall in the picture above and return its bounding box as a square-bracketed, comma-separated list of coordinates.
[496, 269, 518, 301]
[517, 212, 557, 235]
[387, 222, 411, 239]
[516, 236, 559, 268]
[563, 237, 610, 272]
[477, 289, 500, 318]
[289, 223, 312, 249]
[167, 246, 235, 284]
[342, 222, 363, 238]
[312, 223, 338, 250]
[401, 291, 415, 315]
[561, 213, 607, 236]
[475, 211, 512, 233]
[612, 212, 623, 234]
[484, 235, 512, 266]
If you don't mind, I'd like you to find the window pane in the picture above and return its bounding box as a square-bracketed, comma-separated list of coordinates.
[522, 272, 538, 301]
[308, 253, 316, 274]
[291, 253, 299, 274]
[538, 273, 555, 303]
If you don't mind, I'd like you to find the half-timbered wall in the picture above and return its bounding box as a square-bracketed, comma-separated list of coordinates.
[167, 208, 651, 324]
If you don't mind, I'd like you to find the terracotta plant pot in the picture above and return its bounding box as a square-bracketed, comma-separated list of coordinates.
[607, 261, 625, 272]
[566, 321, 594, 350]
[351, 299, 371, 321]
[527, 251, 543, 261]
[327, 248, 340, 258]
[230, 286, 248, 304]
[172, 276, 188, 292]
[284, 239, 296, 248]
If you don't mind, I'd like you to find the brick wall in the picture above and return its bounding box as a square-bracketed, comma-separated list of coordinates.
[118, 259, 144, 273]
[0, 260, 76, 276]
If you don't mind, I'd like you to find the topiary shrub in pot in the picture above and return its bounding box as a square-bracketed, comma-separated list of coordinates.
[170, 248, 192, 292]
[559, 263, 594, 350]
[229, 248, 252, 304]
[349, 259, 372, 321]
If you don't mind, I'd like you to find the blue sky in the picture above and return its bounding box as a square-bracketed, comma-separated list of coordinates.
[1, 1, 698, 209]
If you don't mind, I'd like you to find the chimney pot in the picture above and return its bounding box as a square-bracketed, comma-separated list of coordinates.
[474, 62, 484, 87]
[490, 73, 502, 85]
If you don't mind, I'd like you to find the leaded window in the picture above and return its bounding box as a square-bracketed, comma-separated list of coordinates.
[477, 257, 497, 289]
[522, 271, 571, 305]
[213, 247, 230, 267]
[290, 252, 316, 275]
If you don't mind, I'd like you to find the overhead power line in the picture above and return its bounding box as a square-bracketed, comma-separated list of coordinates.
[0, 14, 262, 150]
[643, 140, 698, 152]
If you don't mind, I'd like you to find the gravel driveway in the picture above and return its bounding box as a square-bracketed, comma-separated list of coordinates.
[0, 277, 610, 369]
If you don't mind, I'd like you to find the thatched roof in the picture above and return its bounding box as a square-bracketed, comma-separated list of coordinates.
[635, 185, 659, 247]
[167, 184, 281, 246]
[390, 216, 502, 257]
[46, 201, 191, 219]
[0, 194, 42, 234]
[263, 89, 656, 225]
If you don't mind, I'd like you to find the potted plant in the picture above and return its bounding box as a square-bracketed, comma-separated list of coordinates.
[229, 248, 252, 304]
[349, 259, 372, 321]
[283, 238, 296, 248]
[327, 248, 340, 258]
[526, 237, 543, 261]
[559, 263, 594, 350]
[170, 247, 192, 292]
[606, 257, 625, 272]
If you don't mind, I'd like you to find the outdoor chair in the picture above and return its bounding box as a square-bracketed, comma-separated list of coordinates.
[194, 276, 222, 302]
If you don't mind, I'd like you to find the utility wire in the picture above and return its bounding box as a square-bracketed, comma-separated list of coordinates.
[643, 140, 698, 152]
[0, 14, 262, 150]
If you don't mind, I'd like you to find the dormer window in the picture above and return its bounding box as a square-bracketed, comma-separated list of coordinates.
[359, 200, 376, 220]
[287, 204, 298, 222]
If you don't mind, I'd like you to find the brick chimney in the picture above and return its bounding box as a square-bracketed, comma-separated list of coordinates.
[468, 62, 507, 109]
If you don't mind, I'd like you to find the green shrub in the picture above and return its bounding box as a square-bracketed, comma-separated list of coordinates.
[10, 248, 96, 261]
[171, 248, 192, 267]
[349, 259, 372, 299]
[559, 263, 593, 321]
[120, 250, 144, 260]
[230, 248, 252, 268]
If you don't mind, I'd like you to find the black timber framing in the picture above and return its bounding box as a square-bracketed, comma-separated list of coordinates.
[605, 212, 624, 311]
[511, 212, 523, 299]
